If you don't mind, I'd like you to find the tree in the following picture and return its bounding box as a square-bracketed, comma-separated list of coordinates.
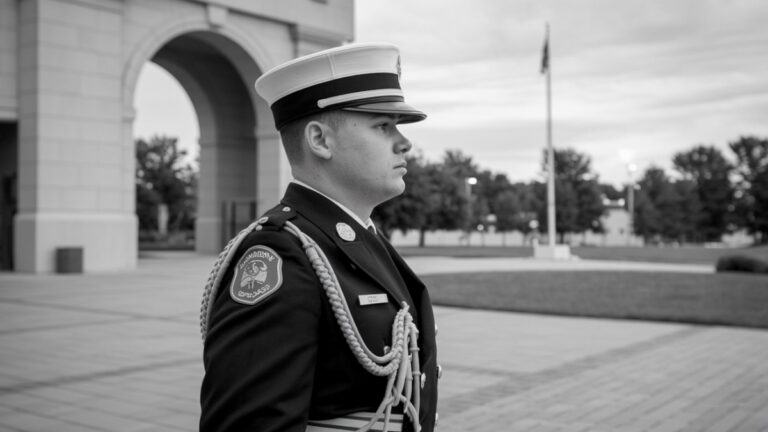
[729, 136, 768, 243]
[135, 135, 197, 234]
[375, 149, 489, 246]
[672, 145, 734, 242]
[374, 154, 441, 244]
[672, 179, 702, 243]
[536, 148, 605, 240]
[490, 189, 521, 232]
[480, 173, 518, 232]
[633, 166, 701, 244]
[599, 183, 624, 201]
[440, 150, 480, 233]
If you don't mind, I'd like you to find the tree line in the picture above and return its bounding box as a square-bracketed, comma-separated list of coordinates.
[135, 136, 197, 238]
[374, 136, 768, 246]
[134, 135, 768, 246]
[633, 136, 768, 244]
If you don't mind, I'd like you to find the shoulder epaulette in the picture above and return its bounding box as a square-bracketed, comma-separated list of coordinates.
[200, 204, 295, 339]
[256, 204, 297, 232]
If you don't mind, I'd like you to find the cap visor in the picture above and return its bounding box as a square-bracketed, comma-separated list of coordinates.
[342, 101, 427, 124]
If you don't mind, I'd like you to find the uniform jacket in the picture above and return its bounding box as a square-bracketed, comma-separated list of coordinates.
[200, 184, 439, 432]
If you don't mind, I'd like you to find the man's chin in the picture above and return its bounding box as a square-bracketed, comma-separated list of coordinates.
[392, 180, 406, 196]
[379, 182, 406, 203]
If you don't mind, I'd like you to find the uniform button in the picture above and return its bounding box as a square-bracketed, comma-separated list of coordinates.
[434, 324, 439, 336]
[282, 206, 291, 212]
[435, 413, 439, 425]
[438, 364, 443, 379]
[255, 225, 262, 231]
[420, 372, 426, 389]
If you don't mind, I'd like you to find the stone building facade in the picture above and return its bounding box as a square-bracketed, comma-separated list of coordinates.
[0, 0, 353, 272]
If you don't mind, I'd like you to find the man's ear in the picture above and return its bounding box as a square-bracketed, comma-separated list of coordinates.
[304, 120, 333, 160]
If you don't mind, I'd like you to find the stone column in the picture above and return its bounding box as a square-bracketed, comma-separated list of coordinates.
[15, 0, 136, 272]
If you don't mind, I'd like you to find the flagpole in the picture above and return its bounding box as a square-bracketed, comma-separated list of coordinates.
[544, 23, 556, 247]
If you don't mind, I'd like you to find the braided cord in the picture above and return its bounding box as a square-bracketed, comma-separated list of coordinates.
[200, 218, 266, 339]
[199, 219, 422, 431]
[284, 221, 422, 431]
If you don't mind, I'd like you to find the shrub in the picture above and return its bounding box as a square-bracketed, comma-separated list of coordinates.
[715, 255, 768, 274]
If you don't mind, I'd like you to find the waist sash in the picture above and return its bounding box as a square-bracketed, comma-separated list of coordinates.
[307, 412, 404, 432]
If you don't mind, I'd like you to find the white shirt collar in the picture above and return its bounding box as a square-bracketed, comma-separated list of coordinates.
[291, 180, 376, 233]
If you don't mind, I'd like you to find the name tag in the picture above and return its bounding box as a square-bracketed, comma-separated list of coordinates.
[358, 293, 388, 306]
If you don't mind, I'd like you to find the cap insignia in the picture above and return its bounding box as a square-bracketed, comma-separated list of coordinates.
[396, 55, 402, 79]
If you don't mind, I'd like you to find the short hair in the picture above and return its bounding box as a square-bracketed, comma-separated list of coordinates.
[279, 111, 344, 164]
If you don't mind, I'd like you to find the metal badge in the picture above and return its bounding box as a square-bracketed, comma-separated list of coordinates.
[358, 293, 388, 306]
[336, 222, 356, 241]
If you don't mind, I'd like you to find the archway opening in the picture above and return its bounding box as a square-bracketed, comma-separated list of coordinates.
[132, 31, 260, 254]
[133, 62, 200, 251]
[0, 121, 18, 270]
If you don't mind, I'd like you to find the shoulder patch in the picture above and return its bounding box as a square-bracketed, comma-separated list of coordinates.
[229, 245, 283, 306]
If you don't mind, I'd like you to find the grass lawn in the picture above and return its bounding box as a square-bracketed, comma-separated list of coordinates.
[398, 244, 768, 265]
[423, 271, 768, 329]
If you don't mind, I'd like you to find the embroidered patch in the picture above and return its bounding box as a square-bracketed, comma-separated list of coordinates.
[229, 245, 283, 306]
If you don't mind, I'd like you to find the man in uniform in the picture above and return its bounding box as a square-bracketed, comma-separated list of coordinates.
[199, 43, 440, 432]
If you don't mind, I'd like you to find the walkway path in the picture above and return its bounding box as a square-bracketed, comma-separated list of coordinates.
[0, 252, 764, 432]
[405, 256, 713, 275]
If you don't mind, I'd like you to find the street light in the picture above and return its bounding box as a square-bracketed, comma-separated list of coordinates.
[627, 163, 637, 245]
[464, 177, 477, 242]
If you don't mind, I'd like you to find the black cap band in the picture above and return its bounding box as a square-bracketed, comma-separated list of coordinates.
[270, 72, 401, 130]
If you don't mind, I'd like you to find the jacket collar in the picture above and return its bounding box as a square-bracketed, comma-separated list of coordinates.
[290, 180, 375, 231]
[282, 184, 409, 305]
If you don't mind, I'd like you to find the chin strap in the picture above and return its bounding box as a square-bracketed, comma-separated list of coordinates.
[200, 219, 421, 432]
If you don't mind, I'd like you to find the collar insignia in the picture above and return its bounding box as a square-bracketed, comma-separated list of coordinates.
[336, 222, 356, 242]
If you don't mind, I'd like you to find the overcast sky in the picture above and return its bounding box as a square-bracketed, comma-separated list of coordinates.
[134, 0, 768, 187]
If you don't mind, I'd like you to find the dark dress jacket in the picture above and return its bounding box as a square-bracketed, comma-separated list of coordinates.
[200, 183, 438, 432]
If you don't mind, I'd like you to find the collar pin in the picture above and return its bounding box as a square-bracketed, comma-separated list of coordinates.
[336, 222, 356, 241]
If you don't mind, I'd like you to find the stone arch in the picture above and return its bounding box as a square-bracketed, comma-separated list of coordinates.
[123, 19, 284, 252]
[121, 16, 275, 121]
[6, 0, 352, 272]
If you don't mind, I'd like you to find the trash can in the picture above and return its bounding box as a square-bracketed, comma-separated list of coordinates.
[56, 247, 83, 274]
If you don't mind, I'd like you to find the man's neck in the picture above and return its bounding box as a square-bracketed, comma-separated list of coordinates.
[291, 179, 374, 226]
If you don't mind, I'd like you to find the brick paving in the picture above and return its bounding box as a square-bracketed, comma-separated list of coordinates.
[0, 251, 766, 432]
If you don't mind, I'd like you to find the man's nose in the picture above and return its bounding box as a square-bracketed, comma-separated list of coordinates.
[394, 133, 412, 154]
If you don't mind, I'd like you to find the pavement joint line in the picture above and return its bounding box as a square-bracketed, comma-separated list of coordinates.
[0, 298, 194, 325]
[439, 326, 707, 419]
[0, 317, 136, 336]
[0, 357, 200, 395]
[439, 363, 529, 379]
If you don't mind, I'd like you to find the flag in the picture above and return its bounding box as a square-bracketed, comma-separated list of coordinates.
[540, 32, 549, 74]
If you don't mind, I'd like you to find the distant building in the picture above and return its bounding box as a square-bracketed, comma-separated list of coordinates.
[577, 199, 643, 247]
[0, 0, 353, 272]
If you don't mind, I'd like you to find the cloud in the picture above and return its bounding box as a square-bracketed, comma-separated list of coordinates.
[356, 0, 768, 185]
[132, 63, 200, 164]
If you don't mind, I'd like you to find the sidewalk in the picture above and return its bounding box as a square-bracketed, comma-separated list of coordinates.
[404, 256, 713, 275]
[0, 252, 765, 432]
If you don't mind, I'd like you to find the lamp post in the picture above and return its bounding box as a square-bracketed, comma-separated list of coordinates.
[627, 163, 637, 246]
[464, 177, 477, 243]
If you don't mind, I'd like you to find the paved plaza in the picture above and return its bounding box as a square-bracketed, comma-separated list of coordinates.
[1, 252, 767, 431]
